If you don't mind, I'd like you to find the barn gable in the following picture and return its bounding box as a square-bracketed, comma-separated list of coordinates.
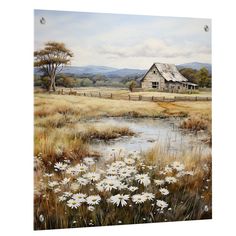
[141, 62, 187, 83]
[140, 64, 165, 89]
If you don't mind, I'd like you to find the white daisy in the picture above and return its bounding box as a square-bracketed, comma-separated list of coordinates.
[128, 186, 138, 192]
[110, 194, 130, 207]
[83, 172, 101, 182]
[125, 166, 137, 174]
[77, 177, 89, 186]
[159, 188, 169, 195]
[61, 177, 70, 185]
[111, 161, 126, 168]
[135, 174, 151, 187]
[39, 214, 44, 222]
[83, 157, 95, 166]
[172, 161, 185, 171]
[54, 162, 68, 171]
[165, 176, 177, 184]
[58, 196, 67, 202]
[117, 182, 128, 190]
[132, 194, 147, 204]
[72, 193, 87, 203]
[107, 166, 119, 175]
[66, 167, 78, 176]
[176, 171, 186, 177]
[48, 181, 59, 188]
[67, 199, 81, 209]
[154, 179, 165, 186]
[86, 195, 101, 205]
[105, 175, 118, 180]
[119, 167, 132, 178]
[103, 179, 120, 191]
[54, 187, 61, 193]
[63, 192, 73, 197]
[164, 165, 173, 173]
[75, 164, 88, 173]
[142, 192, 155, 200]
[96, 181, 106, 192]
[124, 158, 135, 165]
[156, 200, 168, 209]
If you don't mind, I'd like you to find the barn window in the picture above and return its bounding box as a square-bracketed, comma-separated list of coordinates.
[152, 82, 159, 88]
[153, 70, 156, 74]
[178, 86, 180, 89]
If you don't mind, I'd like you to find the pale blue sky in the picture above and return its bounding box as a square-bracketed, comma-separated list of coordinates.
[34, 10, 211, 69]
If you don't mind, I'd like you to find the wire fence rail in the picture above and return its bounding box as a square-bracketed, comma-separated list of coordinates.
[55, 89, 212, 102]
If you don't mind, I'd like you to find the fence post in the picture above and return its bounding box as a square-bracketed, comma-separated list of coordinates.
[152, 96, 154, 101]
[139, 95, 142, 101]
[99, 92, 101, 98]
[84, 93, 86, 96]
[128, 95, 131, 101]
[111, 93, 113, 99]
[163, 97, 165, 101]
[195, 96, 197, 101]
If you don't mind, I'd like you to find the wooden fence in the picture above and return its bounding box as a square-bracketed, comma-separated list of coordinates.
[56, 89, 212, 102]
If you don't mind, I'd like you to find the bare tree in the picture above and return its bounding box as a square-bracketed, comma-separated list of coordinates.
[34, 41, 73, 91]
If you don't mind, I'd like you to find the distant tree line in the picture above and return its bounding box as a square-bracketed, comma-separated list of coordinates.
[34, 73, 140, 89]
[34, 67, 212, 89]
[179, 67, 211, 88]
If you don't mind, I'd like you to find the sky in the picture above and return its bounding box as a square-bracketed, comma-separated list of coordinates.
[34, 10, 211, 69]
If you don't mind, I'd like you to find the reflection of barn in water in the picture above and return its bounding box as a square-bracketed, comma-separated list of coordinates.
[140, 62, 197, 92]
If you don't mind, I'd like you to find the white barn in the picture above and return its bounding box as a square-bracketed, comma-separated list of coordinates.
[140, 62, 197, 92]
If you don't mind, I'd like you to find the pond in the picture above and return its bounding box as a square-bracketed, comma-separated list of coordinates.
[84, 117, 211, 159]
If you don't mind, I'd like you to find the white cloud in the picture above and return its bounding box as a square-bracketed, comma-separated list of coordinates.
[34, 10, 211, 69]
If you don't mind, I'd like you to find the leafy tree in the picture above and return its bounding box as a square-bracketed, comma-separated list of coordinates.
[41, 76, 51, 89]
[179, 68, 198, 84]
[127, 80, 137, 92]
[81, 78, 93, 87]
[196, 67, 211, 88]
[62, 77, 76, 88]
[34, 41, 73, 91]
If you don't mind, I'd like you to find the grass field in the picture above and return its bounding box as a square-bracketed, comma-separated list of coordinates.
[34, 91, 212, 229]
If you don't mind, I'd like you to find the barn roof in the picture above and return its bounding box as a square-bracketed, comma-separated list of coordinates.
[141, 62, 188, 83]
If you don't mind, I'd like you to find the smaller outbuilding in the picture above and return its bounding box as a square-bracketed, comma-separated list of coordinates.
[140, 62, 198, 92]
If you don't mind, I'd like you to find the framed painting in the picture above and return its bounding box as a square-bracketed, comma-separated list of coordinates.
[34, 9, 212, 230]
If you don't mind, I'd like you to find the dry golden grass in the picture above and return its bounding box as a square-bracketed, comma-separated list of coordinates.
[179, 116, 211, 132]
[35, 93, 211, 119]
[34, 127, 90, 166]
[35, 118, 135, 165]
[78, 125, 134, 141]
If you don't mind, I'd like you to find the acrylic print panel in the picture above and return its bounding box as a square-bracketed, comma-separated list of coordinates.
[34, 9, 212, 230]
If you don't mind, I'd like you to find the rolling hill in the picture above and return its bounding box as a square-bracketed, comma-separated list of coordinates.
[34, 62, 211, 78]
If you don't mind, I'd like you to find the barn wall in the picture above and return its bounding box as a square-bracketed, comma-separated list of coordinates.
[141, 65, 165, 90]
[165, 82, 186, 92]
